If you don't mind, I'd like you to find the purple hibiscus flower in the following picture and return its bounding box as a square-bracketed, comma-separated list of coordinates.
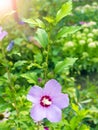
[27, 79, 69, 122]
[0, 27, 8, 41]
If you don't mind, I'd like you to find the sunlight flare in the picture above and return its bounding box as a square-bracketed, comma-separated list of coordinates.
[0, 0, 12, 16]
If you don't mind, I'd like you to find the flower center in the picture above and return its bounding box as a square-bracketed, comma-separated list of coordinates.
[0, 114, 4, 120]
[40, 95, 52, 107]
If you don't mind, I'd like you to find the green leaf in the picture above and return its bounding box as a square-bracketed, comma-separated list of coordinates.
[54, 58, 77, 74]
[91, 58, 98, 63]
[13, 60, 27, 68]
[21, 72, 37, 84]
[56, 1, 72, 23]
[0, 122, 9, 130]
[27, 63, 42, 70]
[89, 106, 98, 113]
[0, 77, 7, 86]
[14, 38, 24, 45]
[80, 99, 92, 104]
[44, 16, 54, 23]
[79, 124, 90, 130]
[72, 103, 79, 112]
[34, 28, 48, 48]
[23, 18, 45, 28]
[0, 102, 11, 113]
[78, 109, 89, 117]
[56, 26, 82, 39]
[70, 116, 79, 129]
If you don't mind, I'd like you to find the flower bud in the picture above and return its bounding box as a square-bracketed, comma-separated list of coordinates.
[88, 42, 96, 48]
[83, 28, 89, 33]
[47, 72, 54, 78]
[42, 63, 48, 68]
[65, 41, 74, 47]
[87, 38, 93, 43]
[79, 40, 85, 45]
[76, 34, 81, 39]
[87, 33, 94, 38]
[6, 40, 14, 51]
[43, 50, 48, 56]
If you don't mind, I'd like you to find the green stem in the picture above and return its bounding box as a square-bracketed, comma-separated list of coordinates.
[44, 25, 53, 82]
[44, 44, 50, 82]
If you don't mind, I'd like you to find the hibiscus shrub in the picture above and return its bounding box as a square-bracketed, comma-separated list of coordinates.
[0, 1, 98, 130]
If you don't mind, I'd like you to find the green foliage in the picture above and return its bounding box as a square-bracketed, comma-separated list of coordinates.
[0, 0, 98, 129]
[56, 1, 72, 23]
[23, 18, 45, 28]
[34, 28, 48, 48]
[62, 26, 98, 73]
[21, 72, 37, 84]
[56, 26, 82, 39]
[54, 58, 77, 74]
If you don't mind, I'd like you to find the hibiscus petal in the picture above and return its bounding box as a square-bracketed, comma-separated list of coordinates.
[27, 95, 39, 103]
[44, 79, 61, 97]
[30, 104, 46, 121]
[27, 86, 43, 103]
[46, 105, 62, 122]
[53, 94, 69, 109]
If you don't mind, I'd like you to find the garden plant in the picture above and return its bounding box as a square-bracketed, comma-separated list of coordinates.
[0, 0, 98, 130]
